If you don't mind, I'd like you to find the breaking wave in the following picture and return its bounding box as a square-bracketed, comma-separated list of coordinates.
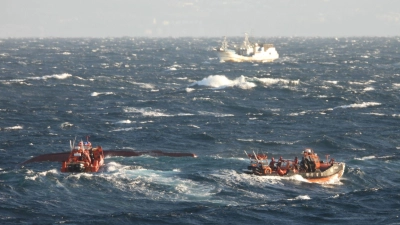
[190, 75, 256, 89]
[334, 102, 381, 109]
[28, 73, 72, 80]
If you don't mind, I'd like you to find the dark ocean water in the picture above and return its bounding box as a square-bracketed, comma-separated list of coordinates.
[0, 36, 400, 224]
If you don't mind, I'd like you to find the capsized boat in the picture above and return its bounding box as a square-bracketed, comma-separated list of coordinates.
[19, 137, 197, 172]
[216, 33, 279, 62]
[242, 148, 345, 183]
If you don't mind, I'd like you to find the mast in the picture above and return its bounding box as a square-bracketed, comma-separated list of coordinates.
[243, 33, 251, 49]
[220, 36, 228, 51]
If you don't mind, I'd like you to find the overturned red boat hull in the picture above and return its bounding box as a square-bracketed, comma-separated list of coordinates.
[19, 149, 197, 173]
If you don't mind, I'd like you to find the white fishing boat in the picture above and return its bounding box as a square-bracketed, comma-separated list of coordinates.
[216, 34, 279, 62]
[242, 148, 345, 184]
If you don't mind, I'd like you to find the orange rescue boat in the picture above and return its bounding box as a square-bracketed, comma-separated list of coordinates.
[61, 139, 104, 173]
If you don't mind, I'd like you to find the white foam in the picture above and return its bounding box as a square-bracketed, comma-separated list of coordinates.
[186, 88, 195, 92]
[60, 122, 73, 128]
[109, 127, 142, 132]
[190, 75, 256, 90]
[376, 155, 393, 159]
[3, 125, 23, 130]
[198, 111, 234, 117]
[115, 120, 134, 124]
[354, 155, 376, 160]
[192, 97, 210, 101]
[349, 80, 376, 85]
[253, 77, 300, 86]
[177, 113, 195, 116]
[127, 81, 155, 89]
[25, 175, 38, 180]
[288, 195, 311, 201]
[0, 79, 32, 85]
[363, 87, 374, 91]
[65, 172, 93, 180]
[123, 107, 172, 117]
[334, 102, 381, 109]
[361, 112, 385, 116]
[211, 169, 284, 187]
[91, 92, 115, 96]
[28, 73, 72, 80]
[101, 162, 222, 202]
[25, 169, 59, 181]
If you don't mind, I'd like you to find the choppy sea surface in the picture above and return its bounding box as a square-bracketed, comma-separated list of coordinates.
[0, 37, 400, 224]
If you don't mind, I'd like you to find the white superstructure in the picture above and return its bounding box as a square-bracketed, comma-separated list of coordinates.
[216, 34, 279, 62]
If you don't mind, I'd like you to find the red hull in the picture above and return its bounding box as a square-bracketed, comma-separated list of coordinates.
[19, 146, 197, 173]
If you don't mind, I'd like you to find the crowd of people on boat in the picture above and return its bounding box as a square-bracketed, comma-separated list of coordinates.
[247, 148, 329, 175]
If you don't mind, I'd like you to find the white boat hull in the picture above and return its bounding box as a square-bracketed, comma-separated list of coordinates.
[216, 49, 278, 63]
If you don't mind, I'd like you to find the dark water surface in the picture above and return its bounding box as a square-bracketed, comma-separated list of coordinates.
[1, 37, 400, 224]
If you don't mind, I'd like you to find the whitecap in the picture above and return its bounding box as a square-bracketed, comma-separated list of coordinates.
[115, 120, 134, 124]
[28, 73, 72, 80]
[123, 107, 172, 117]
[91, 92, 115, 97]
[127, 81, 155, 89]
[354, 155, 376, 160]
[186, 88, 195, 92]
[363, 87, 374, 91]
[349, 80, 375, 85]
[288, 195, 311, 201]
[109, 127, 142, 132]
[251, 77, 300, 86]
[198, 111, 234, 117]
[190, 75, 256, 90]
[60, 122, 73, 128]
[334, 102, 381, 109]
[324, 80, 338, 84]
[361, 112, 385, 116]
[177, 113, 195, 116]
[0, 79, 31, 86]
[3, 125, 23, 130]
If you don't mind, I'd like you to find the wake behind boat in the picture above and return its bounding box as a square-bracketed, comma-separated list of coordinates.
[216, 34, 279, 62]
[243, 148, 345, 183]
